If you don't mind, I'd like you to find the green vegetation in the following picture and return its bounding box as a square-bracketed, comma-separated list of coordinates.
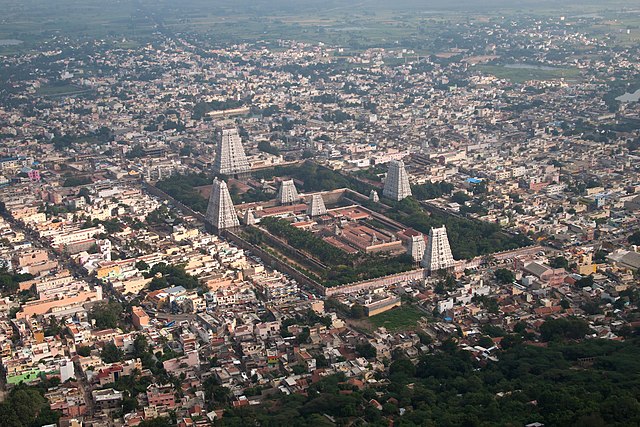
[89, 301, 123, 329]
[628, 231, 640, 246]
[219, 338, 640, 426]
[0, 268, 34, 296]
[76, 345, 92, 357]
[253, 161, 372, 194]
[257, 140, 280, 155]
[36, 83, 88, 97]
[101, 342, 124, 363]
[477, 64, 581, 83]
[540, 317, 592, 342]
[258, 217, 414, 287]
[388, 197, 532, 259]
[156, 173, 211, 213]
[0, 383, 60, 427]
[411, 181, 454, 200]
[368, 304, 426, 332]
[260, 217, 346, 266]
[52, 127, 113, 150]
[550, 255, 569, 269]
[62, 176, 92, 187]
[494, 268, 515, 284]
[355, 342, 377, 359]
[144, 263, 200, 290]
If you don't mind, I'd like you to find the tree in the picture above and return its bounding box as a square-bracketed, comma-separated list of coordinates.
[540, 317, 591, 342]
[550, 256, 569, 270]
[355, 342, 377, 359]
[417, 331, 433, 345]
[452, 191, 471, 204]
[90, 301, 123, 329]
[257, 140, 279, 155]
[350, 304, 366, 319]
[575, 275, 594, 288]
[76, 345, 92, 357]
[101, 342, 124, 363]
[477, 336, 494, 348]
[389, 358, 416, 380]
[0, 385, 54, 427]
[628, 231, 640, 246]
[135, 260, 149, 271]
[296, 327, 310, 344]
[494, 268, 515, 284]
[138, 418, 172, 427]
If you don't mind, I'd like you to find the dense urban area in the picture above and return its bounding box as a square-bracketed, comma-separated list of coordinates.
[0, 0, 639, 426]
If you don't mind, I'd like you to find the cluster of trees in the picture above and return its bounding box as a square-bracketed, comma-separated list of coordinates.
[144, 263, 199, 290]
[628, 231, 640, 246]
[260, 217, 347, 266]
[253, 162, 372, 195]
[89, 301, 123, 329]
[51, 127, 113, 150]
[219, 337, 640, 426]
[62, 175, 92, 187]
[324, 253, 414, 288]
[389, 197, 532, 259]
[126, 144, 145, 159]
[550, 256, 570, 270]
[321, 109, 353, 124]
[0, 383, 60, 427]
[257, 140, 279, 155]
[0, 267, 34, 296]
[539, 317, 592, 341]
[259, 218, 414, 287]
[411, 181, 454, 200]
[494, 268, 515, 284]
[156, 173, 211, 214]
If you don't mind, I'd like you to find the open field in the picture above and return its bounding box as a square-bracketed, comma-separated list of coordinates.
[477, 65, 582, 83]
[1, 0, 639, 54]
[36, 83, 91, 97]
[367, 304, 426, 332]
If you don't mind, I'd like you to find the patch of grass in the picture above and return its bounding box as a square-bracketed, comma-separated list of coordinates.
[36, 83, 89, 96]
[477, 64, 581, 83]
[368, 304, 425, 332]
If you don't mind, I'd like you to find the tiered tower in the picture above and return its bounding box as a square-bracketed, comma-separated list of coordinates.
[408, 234, 426, 263]
[243, 209, 256, 226]
[206, 178, 239, 231]
[212, 127, 250, 178]
[369, 190, 380, 203]
[277, 180, 299, 205]
[307, 194, 327, 217]
[383, 160, 412, 201]
[421, 226, 455, 273]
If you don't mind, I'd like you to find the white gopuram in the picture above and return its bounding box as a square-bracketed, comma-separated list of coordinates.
[206, 178, 240, 231]
[213, 127, 250, 178]
[307, 194, 327, 217]
[383, 160, 412, 201]
[421, 226, 455, 273]
[408, 233, 426, 263]
[277, 179, 300, 205]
